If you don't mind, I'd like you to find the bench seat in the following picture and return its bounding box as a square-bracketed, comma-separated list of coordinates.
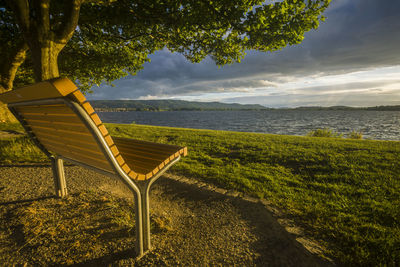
[113, 137, 187, 179]
[0, 77, 187, 257]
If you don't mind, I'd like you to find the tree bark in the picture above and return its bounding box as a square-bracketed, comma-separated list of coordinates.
[0, 41, 28, 123]
[29, 38, 64, 81]
[2, 0, 83, 122]
[0, 41, 29, 91]
[8, 0, 83, 82]
[0, 86, 17, 122]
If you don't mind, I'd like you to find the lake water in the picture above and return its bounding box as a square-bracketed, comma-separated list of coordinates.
[97, 110, 400, 141]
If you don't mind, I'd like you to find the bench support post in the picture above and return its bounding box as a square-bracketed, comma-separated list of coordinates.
[132, 191, 144, 256]
[51, 157, 68, 198]
[134, 157, 181, 254]
[141, 182, 152, 251]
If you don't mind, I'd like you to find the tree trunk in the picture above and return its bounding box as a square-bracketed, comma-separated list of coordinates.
[0, 41, 29, 90]
[0, 41, 28, 123]
[0, 87, 17, 123]
[29, 39, 63, 81]
[2, 0, 82, 122]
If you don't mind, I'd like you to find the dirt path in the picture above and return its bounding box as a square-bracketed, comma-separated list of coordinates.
[0, 164, 334, 266]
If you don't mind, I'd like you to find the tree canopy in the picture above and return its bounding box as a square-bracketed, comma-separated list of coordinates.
[0, 0, 330, 92]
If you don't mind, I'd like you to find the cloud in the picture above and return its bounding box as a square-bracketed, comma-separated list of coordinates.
[89, 0, 400, 107]
[222, 89, 400, 108]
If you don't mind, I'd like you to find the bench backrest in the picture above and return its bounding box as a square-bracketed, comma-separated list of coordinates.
[0, 78, 139, 179]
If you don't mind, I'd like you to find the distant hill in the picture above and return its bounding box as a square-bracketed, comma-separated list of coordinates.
[91, 100, 269, 111]
[91, 100, 400, 112]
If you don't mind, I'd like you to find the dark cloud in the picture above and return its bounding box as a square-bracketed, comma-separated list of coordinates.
[290, 80, 400, 95]
[89, 0, 400, 106]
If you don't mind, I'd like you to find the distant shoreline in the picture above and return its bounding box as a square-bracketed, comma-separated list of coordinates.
[94, 105, 400, 112]
[91, 99, 400, 112]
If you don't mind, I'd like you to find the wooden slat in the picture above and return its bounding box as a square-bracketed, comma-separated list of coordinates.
[90, 113, 102, 126]
[117, 149, 168, 162]
[98, 124, 109, 136]
[113, 140, 181, 155]
[82, 102, 95, 114]
[109, 145, 119, 156]
[70, 90, 87, 103]
[32, 128, 98, 146]
[115, 142, 181, 158]
[112, 137, 183, 151]
[104, 135, 115, 147]
[30, 125, 92, 138]
[24, 119, 88, 133]
[22, 113, 82, 124]
[33, 131, 103, 156]
[121, 163, 130, 174]
[136, 174, 146, 181]
[37, 136, 65, 148]
[130, 165, 153, 175]
[44, 143, 113, 172]
[40, 138, 104, 159]
[0, 78, 77, 104]
[128, 171, 138, 180]
[120, 154, 161, 170]
[116, 145, 176, 159]
[115, 155, 126, 166]
[66, 143, 104, 156]
[16, 105, 74, 115]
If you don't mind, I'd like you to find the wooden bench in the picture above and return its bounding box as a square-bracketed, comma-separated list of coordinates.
[0, 77, 187, 257]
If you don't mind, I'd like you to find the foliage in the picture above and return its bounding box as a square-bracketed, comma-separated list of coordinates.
[1, 0, 331, 90]
[306, 128, 343, 138]
[2, 122, 398, 265]
[347, 130, 363, 139]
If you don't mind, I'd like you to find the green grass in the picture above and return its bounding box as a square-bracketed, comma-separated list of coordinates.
[0, 136, 47, 163]
[1, 122, 399, 265]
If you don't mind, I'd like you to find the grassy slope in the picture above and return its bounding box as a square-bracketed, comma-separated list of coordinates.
[1, 122, 399, 265]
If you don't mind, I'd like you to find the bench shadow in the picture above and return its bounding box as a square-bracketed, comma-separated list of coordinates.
[60, 248, 136, 267]
[0, 195, 56, 206]
[70, 176, 334, 266]
[0, 164, 52, 168]
[0, 163, 74, 168]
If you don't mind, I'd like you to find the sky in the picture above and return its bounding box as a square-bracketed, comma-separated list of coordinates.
[88, 0, 400, 108]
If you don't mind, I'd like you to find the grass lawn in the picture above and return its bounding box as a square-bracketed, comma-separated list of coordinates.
[1, 122, 399, 265]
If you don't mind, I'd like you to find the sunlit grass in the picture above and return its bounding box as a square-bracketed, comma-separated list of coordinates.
[0, 136, 47, 164]
[1, 122, 399, 265]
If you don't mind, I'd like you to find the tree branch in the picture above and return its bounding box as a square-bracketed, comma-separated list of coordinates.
[6, 0, 30, 33]
[32, 0, 51, 35]
[0, 40, 29, 91]
[56, 0, 83, 43]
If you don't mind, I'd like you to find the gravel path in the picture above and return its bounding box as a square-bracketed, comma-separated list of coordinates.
[0, 164, 334, 266]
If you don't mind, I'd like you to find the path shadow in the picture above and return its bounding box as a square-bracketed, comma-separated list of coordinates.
[0, 164, 335, 266]
[0, 195, 56, 206]
[152, 177, 335, 266]
[60, 248, 136, 267]
[0, 164, 52, 168]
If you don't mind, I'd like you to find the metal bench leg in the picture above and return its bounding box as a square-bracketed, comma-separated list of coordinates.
[141, 183, 152, 251]
[51, 157, 68, 197]
[133, 191, 144, 257]
[139, 157, 182, 253]
[133, 179, 156, 256]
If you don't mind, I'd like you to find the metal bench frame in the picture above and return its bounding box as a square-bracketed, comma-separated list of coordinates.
[8, 97, 180, 257]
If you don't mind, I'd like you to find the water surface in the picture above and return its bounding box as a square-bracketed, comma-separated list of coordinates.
[98, 110, 400, 141]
